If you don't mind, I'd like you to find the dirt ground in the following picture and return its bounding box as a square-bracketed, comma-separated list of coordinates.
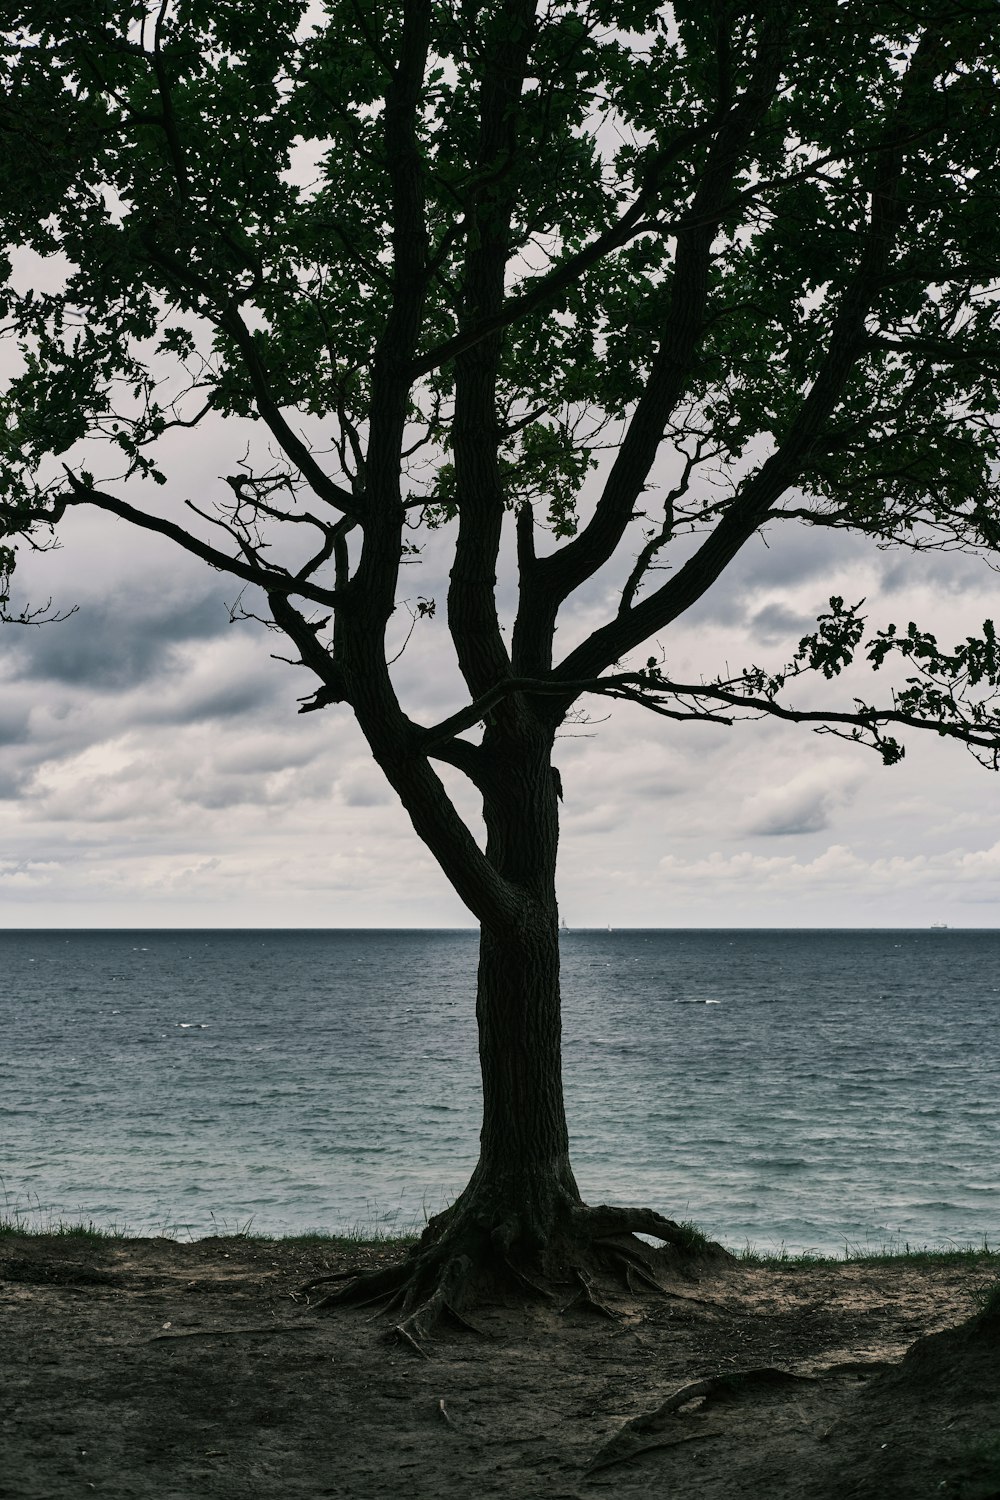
[2, 1232, 998, 1500]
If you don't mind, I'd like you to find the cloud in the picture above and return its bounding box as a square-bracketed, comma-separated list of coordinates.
[0, 704, 31, 747]
[679, 525, 870, 630]
[877, 547, 994, 599]
[1, 587, 231, 690]
[4, 440, 1000, 929]
[747, 602, 816, 647]
[0, 859, 60, 889]
[742, 763, 862, 837]
[656, 840, 1000, 898]
[338, 772, 394, 808]
[136, 670, 279, 726]
[21, 717, 336, 824]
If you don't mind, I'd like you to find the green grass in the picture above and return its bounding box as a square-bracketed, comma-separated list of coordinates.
[221, 1222, 421, 1250]
[0, 1180, 423, 1246]
[672, 1219, 715, 1253]
[0, 1182, 144, 1240]
[736, 1236, 998, 1269]
[0, 1213, 139, 1242]
[0, 1210, 421, 1248]
[0, 1184, 993, 1265]
[970, 1279, 1000, 1317]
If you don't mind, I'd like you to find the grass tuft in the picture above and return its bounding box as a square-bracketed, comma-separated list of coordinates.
[970, 1280, 1000, 1318]
[673, 1219, 714, 1253]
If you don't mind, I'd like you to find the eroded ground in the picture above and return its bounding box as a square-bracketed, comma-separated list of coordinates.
[2, 1233, 998, 1499]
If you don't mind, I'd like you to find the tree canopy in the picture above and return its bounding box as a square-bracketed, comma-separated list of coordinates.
[3, 1, 1000, 782]
[2, 0, 1000, 1336]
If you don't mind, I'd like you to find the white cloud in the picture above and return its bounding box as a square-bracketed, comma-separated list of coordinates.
[653, 839, 1000, 905]
[742, 761, 862, 837]
[4, 464, 1000, 928]
[0, 860, 60, 889]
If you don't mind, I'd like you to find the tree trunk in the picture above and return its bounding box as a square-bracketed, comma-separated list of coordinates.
[425, 719, 582, 1257]
[463, 913, 581, 1249]
[312, 715, 718, 1335]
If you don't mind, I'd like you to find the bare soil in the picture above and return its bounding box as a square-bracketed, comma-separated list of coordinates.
[2, 1232, 998, 1499]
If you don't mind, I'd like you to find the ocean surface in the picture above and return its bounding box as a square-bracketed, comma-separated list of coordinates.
[1, 928, 997, 1256]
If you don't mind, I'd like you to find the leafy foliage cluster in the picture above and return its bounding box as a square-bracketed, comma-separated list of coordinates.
[1, 1, 1000, 785]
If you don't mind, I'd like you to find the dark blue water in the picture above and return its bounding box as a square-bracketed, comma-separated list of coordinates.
[1, 929, 996, 1254]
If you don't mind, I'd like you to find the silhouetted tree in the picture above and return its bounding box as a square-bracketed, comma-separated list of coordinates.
[2, 1, 999, 1338]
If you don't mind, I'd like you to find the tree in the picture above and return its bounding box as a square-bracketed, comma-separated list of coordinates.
[2, 0, 1000, 1341]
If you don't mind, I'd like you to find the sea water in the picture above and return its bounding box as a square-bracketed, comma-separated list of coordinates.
[0, 928, 997, 1256]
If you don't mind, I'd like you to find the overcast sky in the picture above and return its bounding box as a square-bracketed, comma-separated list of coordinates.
[3, 422, 999, 930]
[4, 19, 999, 932]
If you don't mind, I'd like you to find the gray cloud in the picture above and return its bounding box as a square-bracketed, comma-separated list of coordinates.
[136, 673, 279, 726]
[0, 765, 30, 800]
[677, 525, 867, 630]
[747, 602, 817, 647]
[626, 774, 686, 801]
[215, 738, 323, 776]
[338, 774, 394, 808]
[742, 764, 861, 838]
[2, 588, 231, 690]
[877, 547, 994, 599]
[3, 460, 998, 927]
[748, 797, 832, 837]
[0, 705, 31, 747]
[740, 524, 864, 590]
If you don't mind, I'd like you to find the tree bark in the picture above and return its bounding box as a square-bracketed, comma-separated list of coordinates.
[464, 912, 581, 1248]
[426, 715, 581, 1255]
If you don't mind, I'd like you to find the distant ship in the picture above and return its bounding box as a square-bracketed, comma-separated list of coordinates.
[559, 917, 569, 932]
[930, 921, 948, 930]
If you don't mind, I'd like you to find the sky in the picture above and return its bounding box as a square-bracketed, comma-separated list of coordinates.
[3, 431, 1000, 930]
[2, 22, 998, 931]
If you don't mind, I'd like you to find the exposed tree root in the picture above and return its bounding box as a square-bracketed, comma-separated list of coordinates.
[573, 1203, 731, 1259]
[586, 1367, 817, 1474]
[560, 1268, 616, 1319]
[296, 1198, 734, 1352]
[390, 1252, 475, 1351]
[304, 1261, 411, 1310]
[145, 1322, 319, 1344]
[296, 1268, 362, 1293]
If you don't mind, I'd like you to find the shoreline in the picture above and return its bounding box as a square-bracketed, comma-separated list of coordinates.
[3, 1213, 997, 1267]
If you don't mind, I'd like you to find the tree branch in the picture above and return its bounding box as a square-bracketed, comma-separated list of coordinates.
[408, 115, 727, 381]
[214, 305, 364, 520]
[420, 665, 1000, 767]
[151, 0, 190, 199]
[448, 0, 536, 701]
[57, 471, 340, 607]
[513, 10, 788, 674]
[556, 24, 944, 687]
